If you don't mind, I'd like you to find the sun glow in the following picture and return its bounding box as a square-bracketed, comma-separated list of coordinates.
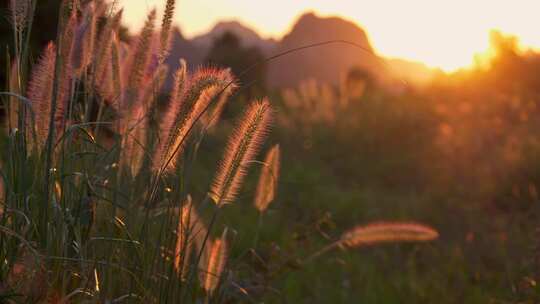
[119, 0, 540, 72]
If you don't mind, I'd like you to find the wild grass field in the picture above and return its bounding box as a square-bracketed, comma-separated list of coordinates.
[1, 0, 540, 303]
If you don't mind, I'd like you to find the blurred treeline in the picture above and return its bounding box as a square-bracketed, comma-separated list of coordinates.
[277, 30, 540, 209]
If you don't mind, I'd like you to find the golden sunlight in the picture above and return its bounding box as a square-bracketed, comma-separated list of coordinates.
[120, 0, 540, 72]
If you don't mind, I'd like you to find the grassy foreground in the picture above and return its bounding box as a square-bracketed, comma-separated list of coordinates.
[0, 0, 440, 303]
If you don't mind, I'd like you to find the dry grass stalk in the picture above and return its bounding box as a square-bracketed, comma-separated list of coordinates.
[204, 228, 228, 296]
[339, 222, 439, 248]
[209, 99, 273, 206]
[254, 144, 280, 212]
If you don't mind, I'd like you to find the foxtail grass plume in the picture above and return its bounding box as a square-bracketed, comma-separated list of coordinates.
[254, 144, 280, 212]
[339, 222, 439, 248]
[125, 9, 156, 93]
[59, 7, 76, 66]
[169, 59, 187, 106]
[159, 0, 176, 61]
[27, 43, 56, 149]
[209, 99, 273, 206]
[109, 34, 122, 104]
[94, 9, 123, 98]
[153, 67, 233, 173]
[204, 228, 229, 296]
[55, 7, 77, 131]
[173, 67, 234, 130]
[72, 2, 97, 75]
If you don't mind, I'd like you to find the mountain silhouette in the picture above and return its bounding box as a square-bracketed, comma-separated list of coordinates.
[192, 21, 276, 55]
[267, 12, 381, 88]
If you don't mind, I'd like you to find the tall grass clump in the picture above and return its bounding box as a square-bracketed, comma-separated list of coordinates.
[0, 0, 438, 302]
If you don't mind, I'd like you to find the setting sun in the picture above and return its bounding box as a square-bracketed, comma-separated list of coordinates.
[118, 0, 540, 72]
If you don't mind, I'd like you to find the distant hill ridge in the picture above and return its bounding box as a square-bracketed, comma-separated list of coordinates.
[164, 12, 437, 89]
[268, 12, 378, 88]
[191, 20, 277, 55]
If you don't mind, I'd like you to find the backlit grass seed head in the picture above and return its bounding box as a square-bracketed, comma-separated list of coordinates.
[204, 229, 229, 295]
[56, 8, 77, 126]
[159, 0, 176, 61]
[254, 144, 281, 212]
[201, 70, 237, 129]
[156, 86, 220, 172]
[180, 67, 235, 120]
[339, 222, 439, 248]
[72, 3, 97, 75]
[110, 34, 123, 104]
[209, 99, 273, 206]
[94, 9, 123, 89]
[27, 42, 57, 148]
[60, 7, 77, 63]
[170, 59, 187, 106]
[151, 61, 190, 172]
[153, 67, 233, 173]
[126, 9, 156, 91]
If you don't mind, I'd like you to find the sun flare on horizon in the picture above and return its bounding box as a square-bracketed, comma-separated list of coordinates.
[118, 0, 540, 72]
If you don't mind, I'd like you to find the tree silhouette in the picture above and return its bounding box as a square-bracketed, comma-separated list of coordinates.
[205, 31, 267, 97]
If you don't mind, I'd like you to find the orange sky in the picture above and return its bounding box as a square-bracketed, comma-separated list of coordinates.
[118, 0, 540, 72]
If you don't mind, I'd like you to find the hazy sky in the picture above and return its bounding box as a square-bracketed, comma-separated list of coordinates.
[118, 0, 540, 71]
